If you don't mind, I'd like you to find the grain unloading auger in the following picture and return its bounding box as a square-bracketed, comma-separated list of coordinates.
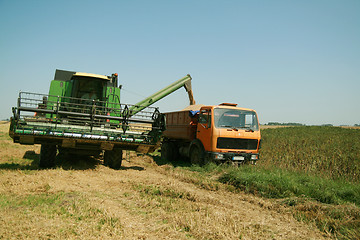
[9, 70, 194, 169]
[129, 74, 195, 115]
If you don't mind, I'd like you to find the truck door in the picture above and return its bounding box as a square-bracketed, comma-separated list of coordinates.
[197, 108, 212, 151]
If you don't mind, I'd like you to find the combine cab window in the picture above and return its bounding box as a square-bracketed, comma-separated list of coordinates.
[214, 108, 259, 131]
[72, 77, 105, 101]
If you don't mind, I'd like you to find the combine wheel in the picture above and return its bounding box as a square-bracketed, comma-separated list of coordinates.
[104, 148, 123, 170]
[190, 145, 204, 165]
[39, 144, 57, 168]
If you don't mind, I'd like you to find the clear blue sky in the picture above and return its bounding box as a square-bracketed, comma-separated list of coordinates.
[1, 0, 359, 125]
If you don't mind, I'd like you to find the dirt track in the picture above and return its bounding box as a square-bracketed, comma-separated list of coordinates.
[0, 123, 328, 239]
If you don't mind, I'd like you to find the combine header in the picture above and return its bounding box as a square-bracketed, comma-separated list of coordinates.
[9, 69, 194, 169]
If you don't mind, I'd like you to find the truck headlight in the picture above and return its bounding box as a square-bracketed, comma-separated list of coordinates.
[214, 153, 224, 160]
[251, 155, 258, 160]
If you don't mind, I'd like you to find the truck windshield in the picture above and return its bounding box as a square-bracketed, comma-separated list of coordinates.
[214, 108, 259, 131]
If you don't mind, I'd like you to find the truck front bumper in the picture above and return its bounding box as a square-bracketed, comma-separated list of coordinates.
[206, 152, 259, 164]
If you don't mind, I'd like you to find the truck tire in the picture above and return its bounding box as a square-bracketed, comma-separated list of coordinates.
[190, 145, 204, 165]
[104, 148, 123, 170]
[39, 144, 57, 168]
[161, 142, 178, 162]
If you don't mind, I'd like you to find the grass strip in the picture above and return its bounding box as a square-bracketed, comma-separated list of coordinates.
[218, 165, 360, 206]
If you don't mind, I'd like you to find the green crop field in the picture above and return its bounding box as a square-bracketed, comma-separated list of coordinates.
[260, 126, 360, 182]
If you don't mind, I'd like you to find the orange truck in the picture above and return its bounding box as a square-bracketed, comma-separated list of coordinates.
[161, 103, 261, 165]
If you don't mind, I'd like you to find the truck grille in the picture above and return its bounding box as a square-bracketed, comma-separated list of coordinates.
[216, 138, 258, 150]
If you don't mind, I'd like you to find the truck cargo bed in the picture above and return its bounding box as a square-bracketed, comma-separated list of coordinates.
[163, 110, 198, 141]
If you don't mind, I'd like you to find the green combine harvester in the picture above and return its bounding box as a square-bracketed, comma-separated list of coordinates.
[9, 69, 194, 169]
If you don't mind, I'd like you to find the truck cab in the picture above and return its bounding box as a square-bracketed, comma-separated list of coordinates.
[195, 103, 261, 164]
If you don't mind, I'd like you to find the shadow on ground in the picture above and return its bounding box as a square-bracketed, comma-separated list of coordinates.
[0, 151, 147, 171]
[150, 154, 192, 168]
[0, 151, 101, 171]
[0, 151, 40, 170]
[120, 166, 145, 171]
[57, 153, 101, 170]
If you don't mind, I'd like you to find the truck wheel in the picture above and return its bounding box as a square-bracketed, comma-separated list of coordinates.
[190, 146, 204, 165]
[104, 148, 123, 170]
[161, 142, 178, 162]
[39, 144, 57, 168]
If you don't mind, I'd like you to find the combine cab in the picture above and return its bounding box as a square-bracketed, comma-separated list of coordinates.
[9, 69, 194, 169]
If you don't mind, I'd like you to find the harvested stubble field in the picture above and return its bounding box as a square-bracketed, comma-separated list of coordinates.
[0, 122, 358, 239]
